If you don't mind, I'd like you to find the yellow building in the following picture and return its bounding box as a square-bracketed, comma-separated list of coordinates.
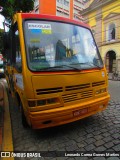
[82, 0, 120, 76]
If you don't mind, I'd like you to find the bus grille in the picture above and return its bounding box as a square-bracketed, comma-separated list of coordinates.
[65, 83, 90, 91]
[92, 81, 105, 87]
[36, 87, 63, 95]
[62, 90, 93, 103]
[36, 81, 105, 96]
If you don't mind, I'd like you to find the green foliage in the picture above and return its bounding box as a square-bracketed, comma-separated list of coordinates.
[1, 0, 34, 22]
[0, 0, 34, 52]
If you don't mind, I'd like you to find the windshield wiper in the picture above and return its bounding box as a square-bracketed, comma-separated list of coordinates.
[71, 62, 102, 69]
[39, 64, 81, 71]
[88, 62, 103, 69]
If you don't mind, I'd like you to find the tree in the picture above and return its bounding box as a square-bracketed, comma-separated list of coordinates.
[0, 0, 34, 22]
[0, 29, 4, 53]
[0, 0, 34, 53]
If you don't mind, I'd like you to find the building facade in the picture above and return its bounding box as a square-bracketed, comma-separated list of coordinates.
[33, 0, 85, 21]
[81, 0, 120, 75]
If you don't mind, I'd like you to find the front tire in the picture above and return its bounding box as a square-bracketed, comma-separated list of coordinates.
[20, 102, 29, 128]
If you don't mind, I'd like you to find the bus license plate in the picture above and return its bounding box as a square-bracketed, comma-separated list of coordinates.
[73, 108, 88, 117]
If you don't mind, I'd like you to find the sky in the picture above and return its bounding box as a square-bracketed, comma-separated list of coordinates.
[0, 14, 5, 29]
[0, 14, 9, 31]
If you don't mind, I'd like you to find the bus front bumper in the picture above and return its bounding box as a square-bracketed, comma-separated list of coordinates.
[29, 95, 110, 129]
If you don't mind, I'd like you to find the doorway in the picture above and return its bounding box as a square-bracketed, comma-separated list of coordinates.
[105, 51, 116, 73]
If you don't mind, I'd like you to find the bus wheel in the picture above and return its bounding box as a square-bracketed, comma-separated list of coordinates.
[20, 102, 29, 128]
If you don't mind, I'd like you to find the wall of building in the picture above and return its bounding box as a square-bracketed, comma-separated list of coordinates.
[102, 1, 120, 43]
[39, 0, 56, 15]
[83, 0, 120, 74]
[33, 0, 85, 21]
[101, 1, 120, 74]
[102, 1, 120, 19]
[88, 11, 96, 27]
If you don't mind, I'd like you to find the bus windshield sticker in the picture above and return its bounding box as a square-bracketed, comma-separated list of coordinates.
[42, 29, 52, 34]
[28, 23, 52, 34]
[31, 29, 42, 34]
[30, 39, 40, 43]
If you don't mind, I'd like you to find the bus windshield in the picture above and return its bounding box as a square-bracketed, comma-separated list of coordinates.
[24, 20, 103, 71]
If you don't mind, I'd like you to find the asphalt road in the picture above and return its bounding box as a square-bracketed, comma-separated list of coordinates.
[7, 80, 120, 160]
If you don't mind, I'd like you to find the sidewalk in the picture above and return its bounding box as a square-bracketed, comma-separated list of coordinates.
[0, 79, 14, 160]
[0, 81, 4, 151]
[108, 72, 120, 81]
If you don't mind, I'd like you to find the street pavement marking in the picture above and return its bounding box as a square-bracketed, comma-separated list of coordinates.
[0, 80, 14, 160]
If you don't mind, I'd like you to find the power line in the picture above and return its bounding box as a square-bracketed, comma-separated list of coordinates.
[80, 3, 120, 40]
[94, 37, 120, 46]
[81, 1, 120, 21]
[91, 25, 120, 36]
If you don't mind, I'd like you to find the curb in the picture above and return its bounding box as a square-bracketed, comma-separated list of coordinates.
[0, 82, 4, 152]
[0, 80, 14, 160]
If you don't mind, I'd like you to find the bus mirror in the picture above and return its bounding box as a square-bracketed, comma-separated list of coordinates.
[3, 32, 10, 49]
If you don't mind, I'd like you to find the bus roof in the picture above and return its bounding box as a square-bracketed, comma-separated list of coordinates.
[18, 13, 90, 29]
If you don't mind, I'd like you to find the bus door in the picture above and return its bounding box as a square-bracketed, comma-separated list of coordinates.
[7, 23, 22, 94]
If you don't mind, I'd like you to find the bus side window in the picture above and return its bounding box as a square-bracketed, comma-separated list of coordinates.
[14, 28, 22, 72]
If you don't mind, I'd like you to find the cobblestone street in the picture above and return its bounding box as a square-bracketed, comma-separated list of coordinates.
[1, 0, 120, 160]
[9, 80, 120, 160]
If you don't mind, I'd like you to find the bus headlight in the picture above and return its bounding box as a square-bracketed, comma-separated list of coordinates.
[28, 98, 59, 107]
[28, 101, 36, 107]
[96, 88, 106, 94]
